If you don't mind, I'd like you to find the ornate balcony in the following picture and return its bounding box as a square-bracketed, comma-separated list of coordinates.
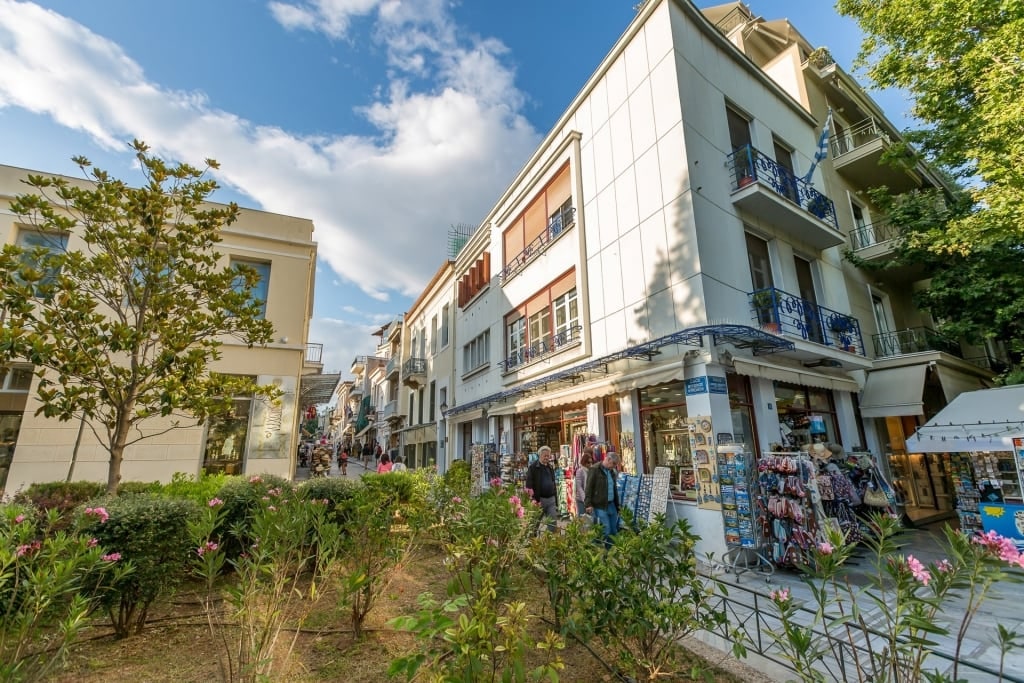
[829, 117, 922, 193]
[402, 357, 427, 388]
[727, 146, 844, 249]
[872, 327, 962, 359]
[750, 288, 865, 355]
[848, 218, 901, 262]
[499, 202, 576, 284]
[501, 325, 583, 373]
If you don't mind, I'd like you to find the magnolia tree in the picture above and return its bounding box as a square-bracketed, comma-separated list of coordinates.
[0, 141, 278, 493]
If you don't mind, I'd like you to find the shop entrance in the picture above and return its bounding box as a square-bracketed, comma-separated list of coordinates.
[883, 415, 956, 525]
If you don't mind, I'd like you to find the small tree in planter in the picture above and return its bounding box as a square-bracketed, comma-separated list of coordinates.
[753, 289, 780, 332]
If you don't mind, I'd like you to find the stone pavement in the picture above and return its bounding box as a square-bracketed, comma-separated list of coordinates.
[293, 453, 375, 481]
[699, 525, 1024, 682]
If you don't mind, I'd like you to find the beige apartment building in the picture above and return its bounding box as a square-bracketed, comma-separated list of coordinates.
[0, 163, 321, 493]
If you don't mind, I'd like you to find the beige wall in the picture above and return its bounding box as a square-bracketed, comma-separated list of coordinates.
[0, 164, 316, 493]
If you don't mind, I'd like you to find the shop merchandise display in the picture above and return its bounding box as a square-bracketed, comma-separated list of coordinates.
[948, 453, 984, 534]
[757, 453, 821, 568]
[718, 445, 773, 581]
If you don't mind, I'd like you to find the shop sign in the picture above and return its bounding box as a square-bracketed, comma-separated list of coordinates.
[979, 503, 1024, 550]
[685, 376, 708, 396]
[248, 376, 296, 460]
[708, 376, 728, 394]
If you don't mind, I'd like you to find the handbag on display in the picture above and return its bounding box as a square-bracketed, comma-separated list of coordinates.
[863, 485, 890, 508]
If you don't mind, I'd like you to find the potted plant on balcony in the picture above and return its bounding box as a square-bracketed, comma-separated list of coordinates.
[752, 290, 780, 333]
[828, 316, 856, 351]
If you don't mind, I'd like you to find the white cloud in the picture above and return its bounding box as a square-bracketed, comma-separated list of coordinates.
[0, 0, 542, 301]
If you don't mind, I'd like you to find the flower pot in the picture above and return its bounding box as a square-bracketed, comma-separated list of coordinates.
[737, 175, 755, 189]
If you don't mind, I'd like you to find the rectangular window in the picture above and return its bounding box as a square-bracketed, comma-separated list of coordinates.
[726, 106, 752, 151]
[230, 258, 271, 319]
[429, 380, 436, 421]
[463, 330, 491, 375]
[431, 315, 438, 355]
[409, 392, 415, 424]
[507, 317, 526, 363]
[745, 233, 773, 291]
[0, 366, 33, 392]
[418, 387, 425, 425]
[16, 229, 68, 296]
[441, 304, 450, 347]
[528, 308, 551, 354]
[553, 288, 579, 345]
[202, 395, 254, 476]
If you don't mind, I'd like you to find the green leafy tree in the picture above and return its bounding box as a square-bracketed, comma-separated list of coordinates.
[0, 141, 278, 493]
[836, 0, 1024, 252]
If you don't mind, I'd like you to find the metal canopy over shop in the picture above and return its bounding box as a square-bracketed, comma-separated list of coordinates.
[905, 385, 1024, 453]
[445, 324, 794, 418]
[299, 373, 342, 408]
[859, 365, 928, 418]
[731, 357, 860, 393]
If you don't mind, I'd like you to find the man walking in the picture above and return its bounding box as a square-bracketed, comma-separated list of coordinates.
[585, 451, 622, 547]
[525, 445, 559, 532]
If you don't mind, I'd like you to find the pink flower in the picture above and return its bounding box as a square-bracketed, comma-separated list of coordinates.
[87, 537, 99, 548]
[817, 542, 833, 555]
[267, 487, 281, 497]
[101, 552, 121, 562]
[906, 555, 932, 586]
[451, 496, 462, 504]
[197, 541, 219, 557]
[515, 506, 525, 518]
[207, 498, 224, 507]
[84, 507, 110, 523]
[490, 477, 503, 488]
[267, 505, 277, 511]
[508, 495, 521, 506]
[249, 475, 262, 484]
[13, 514, 25, 524]
[15, 544, 31, 557]
[936, 559, 953, 573]
[770, 588, 790, 602]
[487, 538, 499, 547]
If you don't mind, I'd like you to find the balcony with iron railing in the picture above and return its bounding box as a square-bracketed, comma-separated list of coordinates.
[727, 146, 844, 249]
[501, 324, 583, 373]
[305, 342, 323, 364]
[381, 399, 399, 421]
[849, 217, 901, 262]
[750, 288, 866, 355]
[385, 354, 400, 379]
[829, 117, 920, 192]
[402, 357, 427, 388]
[872, 327, 962, 359]
[499, 202, 576, 284]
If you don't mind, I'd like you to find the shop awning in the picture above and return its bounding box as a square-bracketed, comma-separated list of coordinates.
[936, 365, 990, 402]
[859, 365, 928, 418]
[731, 357, 860, 393]
[905, 385, 1024, 452]
[511, 361, 687, 413]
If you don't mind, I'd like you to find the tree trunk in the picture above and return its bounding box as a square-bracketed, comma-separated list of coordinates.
[66, 416, 87, 483]
[107, 445, 124, 494]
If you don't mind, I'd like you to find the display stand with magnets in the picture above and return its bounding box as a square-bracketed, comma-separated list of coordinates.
[715, 444, 774, 583]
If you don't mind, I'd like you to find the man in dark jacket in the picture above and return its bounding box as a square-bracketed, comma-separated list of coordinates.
[525, 445, 558, 532]
[584, 451, 621, 546]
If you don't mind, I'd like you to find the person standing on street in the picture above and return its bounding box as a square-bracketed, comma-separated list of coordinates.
[525, 445, 559, 532]
[585, 451, 622, 547]
[574, 448, 594, 516]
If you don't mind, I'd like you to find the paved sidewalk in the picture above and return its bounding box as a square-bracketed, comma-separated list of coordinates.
[293, 455, 373, 481]
[702, 526, 1024, 682]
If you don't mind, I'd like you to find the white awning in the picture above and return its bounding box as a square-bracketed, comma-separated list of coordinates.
[859, 365, 928, 418]
[511, 361, 686, 413]
[936, 365, 990, 402]
[905, 385, 1024, 452]
[731, 357, 860, 393]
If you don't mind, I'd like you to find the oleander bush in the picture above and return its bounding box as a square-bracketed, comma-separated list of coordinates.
[442, 459, 471, 499]
[11, 481, 106, 530]
[158, 471, 233, 506]
[211, 473, 295, 558]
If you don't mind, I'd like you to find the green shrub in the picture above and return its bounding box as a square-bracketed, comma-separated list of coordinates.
[212, 474, 295, 557]
[443, 460, 471, 499]
[298, 476, 361, 525]
[117, 481, 162, 495]
[79, 493, 199, 638]
[12, 481, 106, 530]
[159, 471, 232, 505]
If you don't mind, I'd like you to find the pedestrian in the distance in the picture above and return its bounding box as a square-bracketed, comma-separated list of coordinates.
[584, 451, 622, 547]
[339, 447, 349, 476]
[525, 445, 558, 532]
[574, 448, 594, 516]
[391, 454, 407, 472]
[376, 452, 393, 474]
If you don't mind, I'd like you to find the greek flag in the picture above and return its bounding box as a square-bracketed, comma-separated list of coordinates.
[802, 108, 833, 182]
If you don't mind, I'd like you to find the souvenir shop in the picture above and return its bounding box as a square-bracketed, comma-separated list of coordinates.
[904, 385, 1024, 543]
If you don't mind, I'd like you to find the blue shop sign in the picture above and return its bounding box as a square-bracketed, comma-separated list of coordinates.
[685, 376, 708, 395]
[979, 503, 1024, 551]
[708, 376, 728, 394]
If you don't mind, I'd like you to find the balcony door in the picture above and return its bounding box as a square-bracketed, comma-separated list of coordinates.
[746, 233, 775, 326]
[727, 106, 753, 182]
[773, 138, 799, 203]
[872, 294, 895, 355]
[794, 256, 823, 343]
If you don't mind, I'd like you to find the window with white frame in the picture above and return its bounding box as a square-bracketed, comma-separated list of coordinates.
[507, 317, 526, 363]
[229, 258, 271, 319]
[553, 288, 579, 344]
[528, 308, 551, 354]
[0, 366, 33, 392]
[463, 330, 490, 375]
[441, 304, 450, 347]
[431, 315, 438, 355]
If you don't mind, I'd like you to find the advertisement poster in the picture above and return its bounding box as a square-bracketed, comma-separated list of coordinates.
[979, 503, 1024, 550]
[687, 415, 720, 510]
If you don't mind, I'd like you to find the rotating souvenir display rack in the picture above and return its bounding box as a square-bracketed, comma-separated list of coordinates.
[716, 444, 773, 582]
[758, 452, 824, 569]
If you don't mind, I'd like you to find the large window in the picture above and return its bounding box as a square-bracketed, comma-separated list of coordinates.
[202, 395, 254, 476]
[0, 366, 34, 392]
[441, 304, 450, 347]
[463, 330, 490, 375]
[528, 308, 551, 354]
[230, 258, 271, 319]
[639, 383, 693, 500]
[507, 317, 526, 363]
[726, 374, 759, 455]
[16, 229, 68, 296]
[431, 315, 438, 355]
[502, 164, 572, 269]
[428, 380, 436, 421]
[775, 382, 840, 450]
[504, 271, 579, 370]
[553, 288, 579, 342]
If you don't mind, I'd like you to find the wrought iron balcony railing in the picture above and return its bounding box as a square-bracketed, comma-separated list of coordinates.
[402, 357, 427, 376]
[830, 117, 889, 159]
[381, 400, 399, 420]
[872, 327, 962, 358]
[305, 342, 323, 364]
[499, 203, 576, 284]
[727, 146, 839, 230]
[385, 354, 400, 377]
[750, 287, 865, 355]
[501, 325, 583, 372]
[849, 218, 900, 251]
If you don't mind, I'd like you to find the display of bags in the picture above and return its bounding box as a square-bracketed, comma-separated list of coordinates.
[863, 485, 890, 507]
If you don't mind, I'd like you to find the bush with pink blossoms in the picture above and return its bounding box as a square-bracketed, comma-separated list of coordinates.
[765, 513, 1023, 682]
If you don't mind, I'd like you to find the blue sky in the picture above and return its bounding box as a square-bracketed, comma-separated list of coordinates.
[0, 0, 913, 375]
